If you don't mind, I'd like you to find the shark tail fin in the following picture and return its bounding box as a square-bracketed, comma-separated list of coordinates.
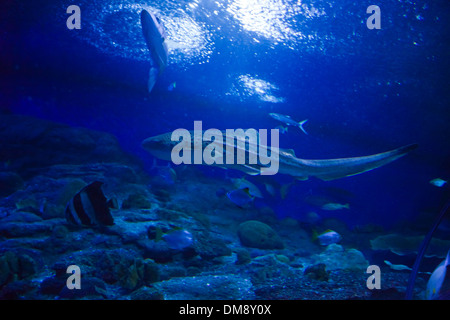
[297, 143, 418, 181]
[148, 67, 159, 93]
[299, 119, 308, 135]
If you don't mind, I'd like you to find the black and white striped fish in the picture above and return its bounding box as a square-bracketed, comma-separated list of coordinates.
[65, 181, 114, 226]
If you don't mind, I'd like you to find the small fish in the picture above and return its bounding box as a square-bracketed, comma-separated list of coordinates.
[232, 177, 263, 198]
[426, 249, 450, 300]
[162, 229, 193, 250]
[321, 202, 350, 211]
[269, 113, 308, 135]
[168, 82, 176, 91]
[430, 178, 447, 188]
[304, 211, 321, 224]
[226, 188, 254, 208]
[150, 159, 177, 186]
[384, 260, 412, 271]
[65, 181, 114, 227]
[275, 125, 288, 134]
[315, 229, 342, 246]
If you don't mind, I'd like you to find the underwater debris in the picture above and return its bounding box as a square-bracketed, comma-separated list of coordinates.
[65, 181, 114, 227]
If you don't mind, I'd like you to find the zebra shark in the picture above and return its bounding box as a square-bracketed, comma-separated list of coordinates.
[142, 129, 417, 181]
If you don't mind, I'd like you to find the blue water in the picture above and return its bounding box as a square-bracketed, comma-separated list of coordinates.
[1, 0, 450, 300]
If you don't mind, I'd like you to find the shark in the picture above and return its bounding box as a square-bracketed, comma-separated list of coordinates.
[140, 9, 169, 93]
[142, 130, 417, 181]
[269, 113, 309, 135]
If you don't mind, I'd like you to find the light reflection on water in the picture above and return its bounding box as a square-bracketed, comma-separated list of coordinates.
[226, 0, 325, 45]
[62, 0, 212, 67]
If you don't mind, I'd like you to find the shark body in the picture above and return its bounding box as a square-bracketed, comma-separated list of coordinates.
[142, 130, 417, 181]
[141, 9, 169, 93]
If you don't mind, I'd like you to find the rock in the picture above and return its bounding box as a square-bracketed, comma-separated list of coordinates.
[130, 286, 164, 300]
[1, 211, 42, 223]
[194, 233, 232, 260]
[109, 213, 155, 243]
[308, 244, 369, 271]
[153, 275, 254, 300]
[247, 254, 296, 284]
[0, 171, 24, 197]
[235, 248, 251, 265]
[0, 221, 54, 238]
[304, 263, 329, 281]
[137, 239, 177, 263]
[0, 279, 36, 299]
[51, 225, 69, 240]
[122, 193, 152, 209]
[59, 276, 106, 299]
[53, 248, 142, 286]
[237, 220, 284, 249]
[275, 254, 290, 264]
[0, 251, 36, 288]
[40, 276, 66, 296]
[142, 259, 160, 285]
[0, 114, 139, 177]
[280, 217, 299, 228]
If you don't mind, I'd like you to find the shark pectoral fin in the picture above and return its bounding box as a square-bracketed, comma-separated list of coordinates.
[286, 149, 296, 156]
[295, 176, 309, 181]
[299, 120, 308, 135]
[304, 143, 418, 181]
